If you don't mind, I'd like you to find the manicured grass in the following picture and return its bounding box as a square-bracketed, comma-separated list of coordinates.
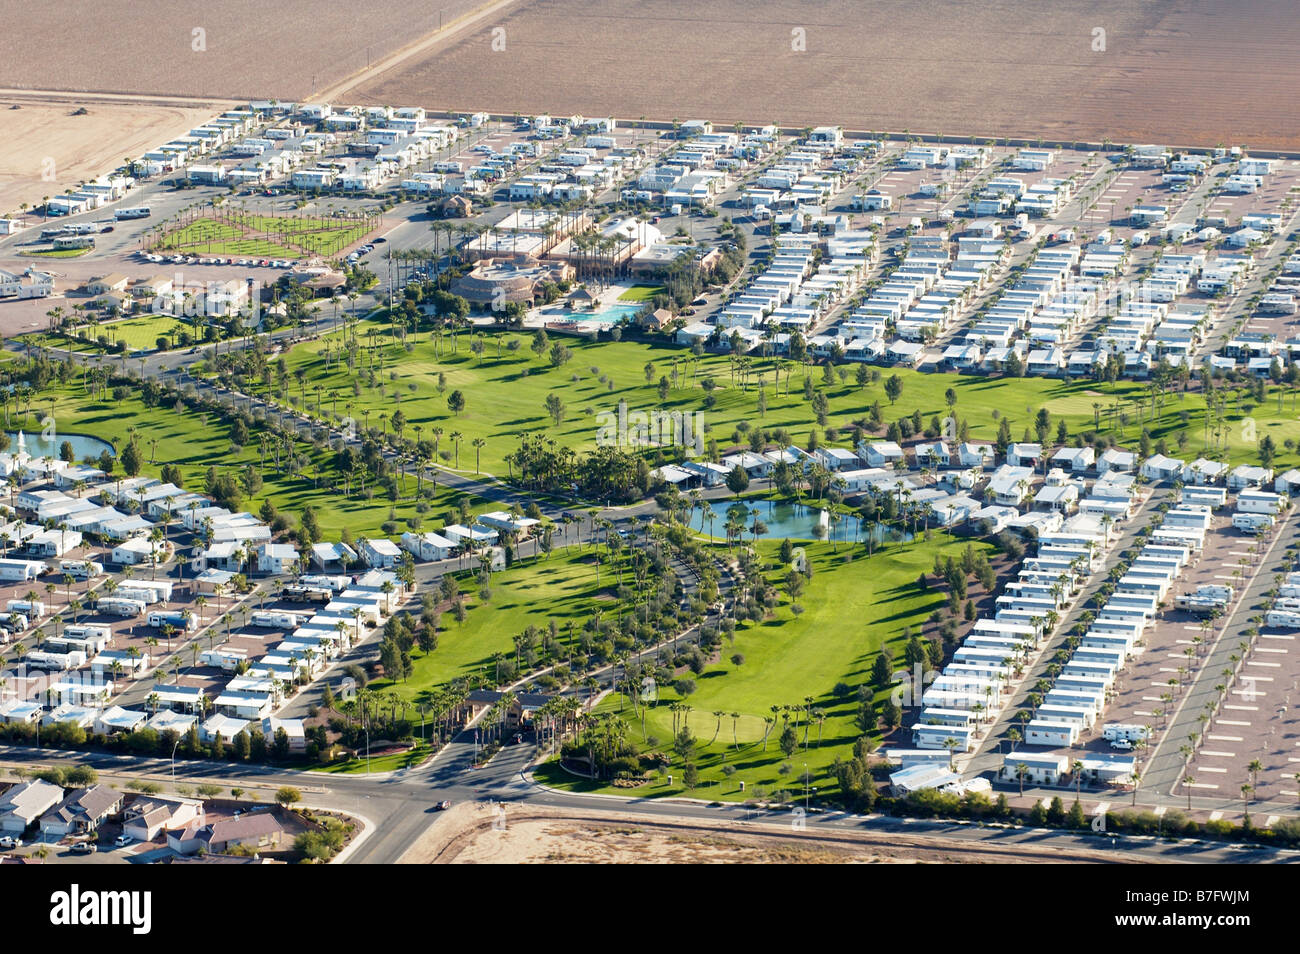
[34, 316, 193, 354]
[152, 212, 374, 260]
[20, 381, 501, 540]
[364, 546, 620, 707]
[25, 247, 91, 258]
[617, 284, 665, 303]
[268, 325, 1300, 476]
[155, 218, 300, 259]
[103, 315, 192, 351]
[315, 742, 432, 774]
[538, 533, 992, 802]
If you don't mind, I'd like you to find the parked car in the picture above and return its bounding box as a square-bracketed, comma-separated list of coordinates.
[113, 834, 133, 848]
[0, 836, 22, 849]
[70, 841, 97, 855]
[1109, 738, 1134, 751]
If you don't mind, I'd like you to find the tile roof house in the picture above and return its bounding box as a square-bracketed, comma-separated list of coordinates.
[122, 795, 205, 842]
[38, 785, 123, 837]
[168, 812, 284, 855]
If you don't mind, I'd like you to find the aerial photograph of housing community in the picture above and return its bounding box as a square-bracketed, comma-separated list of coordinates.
[0, 0, 1297, 888]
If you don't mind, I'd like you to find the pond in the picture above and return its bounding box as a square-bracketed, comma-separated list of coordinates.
[6, 430, 116, 460]
[695, 498, 915, 546]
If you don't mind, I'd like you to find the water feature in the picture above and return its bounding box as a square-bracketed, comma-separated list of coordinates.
[587, 301, 645, 325]
[695, 498, 915, 546]
[5, 430, 115, 461]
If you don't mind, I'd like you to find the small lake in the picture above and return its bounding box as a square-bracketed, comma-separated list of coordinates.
[6, 431, 116, 460]
[695, 499, 914, 546]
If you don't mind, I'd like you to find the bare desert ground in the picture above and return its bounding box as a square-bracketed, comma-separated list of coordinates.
[352, 0, 1300, 151]
[401, 803, 1144, 864]
[0, 94, 223, 218]
[0, 0, 501, 102]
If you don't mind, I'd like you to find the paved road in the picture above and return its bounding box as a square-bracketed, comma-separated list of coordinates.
[5, 739, 1296, 864]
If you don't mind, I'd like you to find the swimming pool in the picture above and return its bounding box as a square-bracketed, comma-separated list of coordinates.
[588, 302, 645, 325]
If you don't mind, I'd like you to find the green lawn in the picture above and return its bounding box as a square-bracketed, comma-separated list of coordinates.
[155, 219, 300, 259]
[364, 546, 620, 707]
[36, 315, 194, 354]
[617, 284, 665, 303]
[25, 247, 92, 258]
[263, 324, 1299, 476]
[153, 212, 374, 260]
[315, 742, 432, 774]
[103, 315, 191, 351]
[537, 533, 990, 802]
[21, 382, 502, 540]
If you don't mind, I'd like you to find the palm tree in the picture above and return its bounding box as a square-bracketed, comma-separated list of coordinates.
[1247, 758, 1263, 794]
[943, 736, 960, 771]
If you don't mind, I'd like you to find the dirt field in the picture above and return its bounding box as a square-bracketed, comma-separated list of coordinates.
[0, 95, 221, 217]
[0, 0, 503, 102]
[350, 0, 1300, 152]
[401, 802, 1145, 864]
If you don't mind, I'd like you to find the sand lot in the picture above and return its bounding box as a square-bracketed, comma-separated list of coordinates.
[0, 95, 221, 217]
[0, 0, 501, 102]
[352, 0, 1300, 151]
[1, 2, 1295, 153]
[402, 802, 1141, 864]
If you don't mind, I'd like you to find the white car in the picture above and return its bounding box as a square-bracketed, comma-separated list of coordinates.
[113, 834, 133, 848]
[0, 835, 21, 849]
[1109, 738, 1134, 751]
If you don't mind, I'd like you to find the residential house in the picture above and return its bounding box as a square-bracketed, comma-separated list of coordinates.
[261, 716, 306, 752]
[861, 441, 905, 468]
[94, 706, 148, 735]
[1006, 443, 1043, 469]
[122, 795, 205, 841]
[1096, 448, 1136, 475]
[1227, 465, 1273, 491]
[111, 537, 156, 566]
[38, 785, 123, 838]
[0, 779, 64, 833]
[913, 442, 950, 468]
[256, 543, 300, 574]
[201, 712, 251, 742]
[1051, 446, 1094, 473]
[85, 273, 130, 296]
[1182, 457, 1228, 485]
[999, 753, 1068, 786]
[1140, 454, 1184, 483]
[987, 465, 1035, 506]
[816, 447, 863, 471]
[400, 531, 455, 562]
[170, 813, 284, 855]
[956, 443, 995, 468]
[1275, 469, 1300, 496]
[311, 541, 357, 572]
[358, 537, 401, 569]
